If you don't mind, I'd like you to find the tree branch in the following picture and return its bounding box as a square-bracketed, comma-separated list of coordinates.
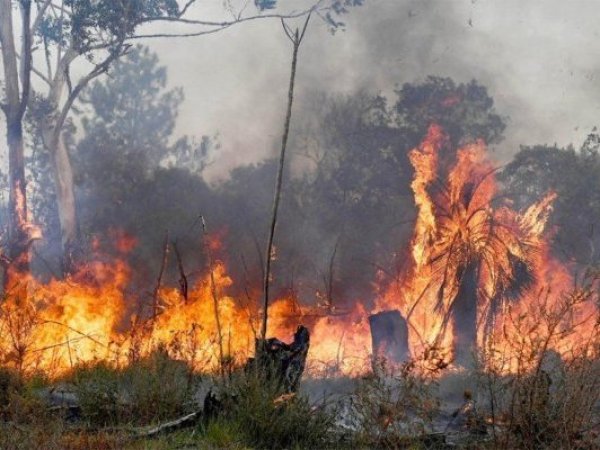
[31, 0, 53, 34]
[51, 45, 127, 146]
[128, 26, 230, 40]
[132, 7, 316, 39]
[15, 51, 51, 85]
[178, 0, 198, 17]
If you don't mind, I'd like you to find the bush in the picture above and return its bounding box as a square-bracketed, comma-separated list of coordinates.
[70, 362, 123, 426]
[475, 280, 600, 449]
[0, 366, 23, 408]
[121, 347, 198, 423]
[350, 361, 440, 448]
[69, 348, 200, 426]
[206, 370, 335, 449]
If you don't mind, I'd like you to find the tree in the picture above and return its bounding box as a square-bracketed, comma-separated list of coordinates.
[261, 16, 311, 340]
[395, 76, 506, 150]
[1, 0, 186, 276]
[501, 132, 600, 266]
[1, 0, 362, 278]
[76, 45, 198, 180]
[285, 78, 507, 308]
[72, 46, 212, 279]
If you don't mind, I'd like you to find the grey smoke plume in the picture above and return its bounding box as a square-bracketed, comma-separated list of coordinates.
[145, 0, 600, 180]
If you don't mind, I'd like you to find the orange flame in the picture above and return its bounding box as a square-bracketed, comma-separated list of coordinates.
[0, 126, 595, 377]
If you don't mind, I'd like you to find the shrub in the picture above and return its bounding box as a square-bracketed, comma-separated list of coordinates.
[207, 370, 335, 449]
[69, 348, 201, 426]
[350, 361, 440, 448]
[70, 362, 123, 426]
[121, 347, 199, 423]
[0, 366, 23, 409]
[476, 279, 600, 449]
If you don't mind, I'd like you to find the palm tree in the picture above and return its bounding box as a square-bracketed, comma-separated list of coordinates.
[407, 131, 546, 366]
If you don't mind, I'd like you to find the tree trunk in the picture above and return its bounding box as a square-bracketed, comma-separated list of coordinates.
[261, 17, 310, 340]
[250, 325, 310, 393]
[42, 120, 78, 274]
[0, 0, 34, 283]
[39, 47, 80, 275]
[6, 118, 31, 275]
[452, 261, 480, 367]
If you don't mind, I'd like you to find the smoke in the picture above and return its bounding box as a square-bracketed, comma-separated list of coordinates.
[145, 0, 600, 179]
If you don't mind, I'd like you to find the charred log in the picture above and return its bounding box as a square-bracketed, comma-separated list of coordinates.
[369, 310, 409, 371]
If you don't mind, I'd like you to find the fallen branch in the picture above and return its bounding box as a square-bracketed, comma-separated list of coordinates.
[132, 410, 202, 439]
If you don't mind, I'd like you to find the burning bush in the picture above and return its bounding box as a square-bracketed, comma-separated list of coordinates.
[475, 272, 600, 448]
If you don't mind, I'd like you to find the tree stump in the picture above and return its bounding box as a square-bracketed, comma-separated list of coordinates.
[249, 325, 310, 393]
[369, 310, 409, 370]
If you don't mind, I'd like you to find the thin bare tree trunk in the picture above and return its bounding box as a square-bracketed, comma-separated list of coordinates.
[201, 216, 224, 376]
[152, 231, 170, 321]
[260, 16, 310, 340]
[172, 241, 189, 302]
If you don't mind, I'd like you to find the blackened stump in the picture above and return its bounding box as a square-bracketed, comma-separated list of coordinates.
[369, 310, 409, 369]
[250, 325, 310, 393]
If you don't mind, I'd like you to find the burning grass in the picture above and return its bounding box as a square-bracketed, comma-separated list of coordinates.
[1, 125, 600, 447]
[0, 124, 589, 378]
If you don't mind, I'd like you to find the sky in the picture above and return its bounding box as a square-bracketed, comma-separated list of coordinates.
[137, 0, 600, 181]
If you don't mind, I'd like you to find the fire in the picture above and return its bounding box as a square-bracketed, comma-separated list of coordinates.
[376, 125, 596, 371]
[0, 125, 596, 378]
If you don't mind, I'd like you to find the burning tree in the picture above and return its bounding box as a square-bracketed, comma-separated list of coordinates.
[396, 124, 560, 366]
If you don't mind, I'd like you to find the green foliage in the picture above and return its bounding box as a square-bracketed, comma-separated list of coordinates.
[121, 348, 197, 423]
[78, 45, 194, 171]
[255, 0, 277, 11]
[68, 350, 200, 426]
[209, 370, 336, 449]
[0, 369, 55, 426]
[34, 0, 181, 54]
[0, 366, 23, 409]
[72, 45, 213, 283]
[69, 362, 123, 426]
[325, 0, 366, 30]
[269, 79, 506, 304]
[199, 418, 246, 448]
[66, 0, 180, 51]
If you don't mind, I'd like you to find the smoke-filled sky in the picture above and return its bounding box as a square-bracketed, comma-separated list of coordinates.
[140, 0, 600, 181]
